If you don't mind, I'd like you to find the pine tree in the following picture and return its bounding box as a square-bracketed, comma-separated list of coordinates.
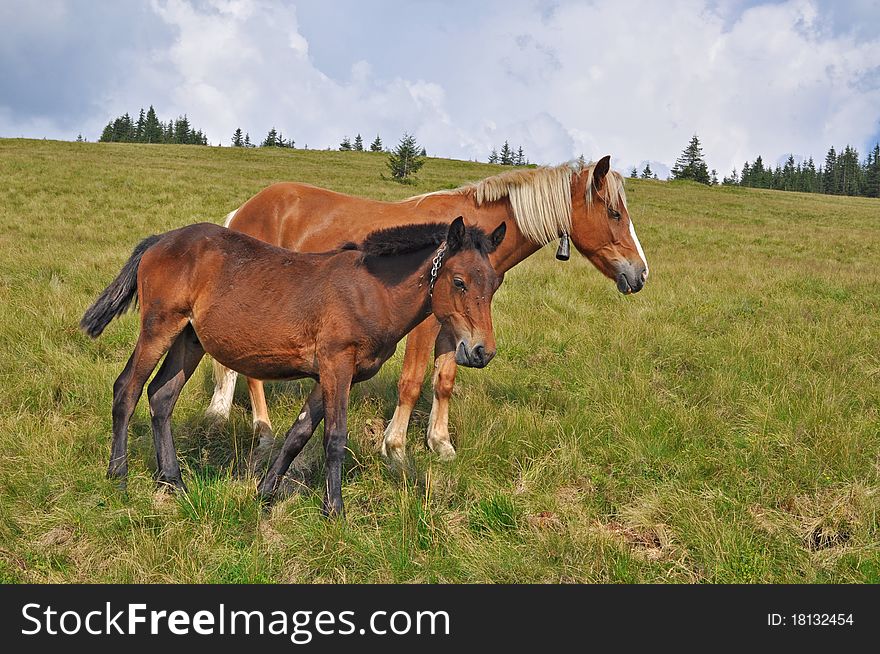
[276, 131, 293, 148]
[865, 143, 880, 198]
[671, 134, 710, 184]
[173, 115, 191, 144]
[488, 148, 499, 164]
[838, 145, 862, 196]
[370, 135, 382, 152]
[640, 163, 654, 179]
[339, 136, 352, 151]
[244, 133, 252, 148]
[782, 155, 796, 191]
[722, 168, 738, 185]
[144, 106, 162, 143]
[135, 108, 146, 142]
[752, 156, 766, 188]
[499, 141, 513, 165]
[232, 128, 244, 147]
[75, 134, 84, 142]
[420, 146, 427, 157]
[629, 167, 638, 179]
[387, 132, 425, 182]
[353, 134, 364, 151]
[99, 122, 114, 142]
[822, 147, 837, 194]
[710, 169, 718, 185]
[262, 127, 278, 147]
[514, 146, 525, 166]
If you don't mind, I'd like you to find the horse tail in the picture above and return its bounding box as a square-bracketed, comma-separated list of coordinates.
[223, 208, 237, 228]
[80, 234, 162, 339]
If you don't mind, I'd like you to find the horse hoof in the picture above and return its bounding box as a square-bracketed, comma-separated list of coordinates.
[204, 407, 230, 425]
[430, 441, 457, 462]
[156, 477, 187, 493]
[322, 500, 345, 519]
[380, 442, 407, 465]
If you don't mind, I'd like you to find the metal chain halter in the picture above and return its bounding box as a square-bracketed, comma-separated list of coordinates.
[428, 241, 448, 296]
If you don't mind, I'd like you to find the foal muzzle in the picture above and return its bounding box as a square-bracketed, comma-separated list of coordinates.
[455, 341, 495, 368]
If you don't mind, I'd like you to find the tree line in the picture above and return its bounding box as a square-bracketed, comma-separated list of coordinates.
[726, 144, 880, 197]
[488, 141, 529, 166]
[99, 106, 208, 145]
[670, 134, 880, 198]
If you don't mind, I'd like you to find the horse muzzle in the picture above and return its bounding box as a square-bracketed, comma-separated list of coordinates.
[455, 341, 495, 368]
[615, 262, 647, 295]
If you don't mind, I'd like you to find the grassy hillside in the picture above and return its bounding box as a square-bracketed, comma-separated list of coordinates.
[0, 138, 878, 583]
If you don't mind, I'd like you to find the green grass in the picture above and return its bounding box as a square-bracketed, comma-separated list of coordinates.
[0, 138, 878, 583]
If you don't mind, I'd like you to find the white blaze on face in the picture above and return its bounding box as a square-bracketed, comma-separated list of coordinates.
[628, 218, 648, 278]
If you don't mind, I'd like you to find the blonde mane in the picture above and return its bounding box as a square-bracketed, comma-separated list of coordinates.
[412, 160, 628, 245]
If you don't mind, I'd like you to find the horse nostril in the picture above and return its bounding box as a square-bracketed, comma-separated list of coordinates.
[472, 345, 485, 365]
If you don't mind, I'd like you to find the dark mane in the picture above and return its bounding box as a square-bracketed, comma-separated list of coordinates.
[359, 221, 494, 257]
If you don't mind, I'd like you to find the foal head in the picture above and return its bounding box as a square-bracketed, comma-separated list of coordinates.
[570, 155, 649, 294]
[431, 216, 506, 369]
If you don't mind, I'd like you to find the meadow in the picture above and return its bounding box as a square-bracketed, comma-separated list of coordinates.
[0, 138, 878, 583]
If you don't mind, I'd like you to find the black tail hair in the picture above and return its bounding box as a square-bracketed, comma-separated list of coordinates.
[80, 235, 162, 339]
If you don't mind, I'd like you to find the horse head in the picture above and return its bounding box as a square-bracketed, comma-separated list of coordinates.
[430, 216, 506, 368]
[569, 155, 649, 294]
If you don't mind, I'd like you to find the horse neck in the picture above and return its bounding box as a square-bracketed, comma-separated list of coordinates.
[364, 248, 437, 337]
[459, 193, 543, 273]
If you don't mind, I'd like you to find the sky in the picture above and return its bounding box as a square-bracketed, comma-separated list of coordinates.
[1, 0, 879, 177]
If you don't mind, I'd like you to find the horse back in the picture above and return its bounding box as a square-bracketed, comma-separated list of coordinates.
[227, 182, 475, 253]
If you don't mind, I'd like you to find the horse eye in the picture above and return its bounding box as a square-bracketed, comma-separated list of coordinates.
[608, 208, 621, 220]
[453, 278, 467, 291]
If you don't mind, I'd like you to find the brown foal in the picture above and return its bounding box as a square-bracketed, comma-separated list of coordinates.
[206, 156, 649, 461]
[81, 217, 505, 516]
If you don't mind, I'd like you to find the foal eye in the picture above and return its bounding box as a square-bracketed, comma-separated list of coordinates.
[453, 278, 467, 291]
[608, 208, 621, 221]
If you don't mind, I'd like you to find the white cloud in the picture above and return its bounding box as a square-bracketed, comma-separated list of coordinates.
[3, 0, 879, 176]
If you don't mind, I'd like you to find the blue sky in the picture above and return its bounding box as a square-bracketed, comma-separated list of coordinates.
[2, 0, 879, 176]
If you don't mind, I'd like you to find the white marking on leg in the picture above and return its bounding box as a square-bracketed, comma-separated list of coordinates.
[298, 411, 307, 422]
[205, 360, 237, 421]
[628, 219, 648, 277]
[382, 405, 411, 459]
[426, 394, 456, 461]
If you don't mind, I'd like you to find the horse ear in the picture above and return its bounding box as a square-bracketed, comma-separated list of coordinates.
[489, 221, 506, 252]
[593, 155, 611, 191]
[447, 216, 465, 252]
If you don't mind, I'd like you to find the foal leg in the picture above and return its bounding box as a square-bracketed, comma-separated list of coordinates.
[108, 316, 187, 485]
[426, 324, 459, 461]
[320, 365, 353, 518]
[381, 316, 440, 461]
[147, 324, 205, 492]
[257, 383, 325, 503]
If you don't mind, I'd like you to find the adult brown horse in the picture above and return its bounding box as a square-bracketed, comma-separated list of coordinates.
[80, 217, 505, 516]
[206, 156, 648, 461]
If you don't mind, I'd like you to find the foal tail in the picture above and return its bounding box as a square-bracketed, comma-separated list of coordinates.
[80, 234, 162, 339]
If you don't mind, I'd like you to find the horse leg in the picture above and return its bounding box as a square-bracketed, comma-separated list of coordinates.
[108, 315, 187, 485]
[320, 364, 353, 518]
[381, 315, 440, 461]
[146, 324, 205, 492]
[256, 383, 325, 503]
[426, 324, 459, 461]
[247, 377, 273, 440]
[245, 377, 276, 475]
[205, 359, 238, 422]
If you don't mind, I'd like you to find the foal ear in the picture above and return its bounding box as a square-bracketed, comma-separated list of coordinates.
[592, 155, 611, 191]
[446, 216, 466, 252]
[488, 221, 506, 252]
